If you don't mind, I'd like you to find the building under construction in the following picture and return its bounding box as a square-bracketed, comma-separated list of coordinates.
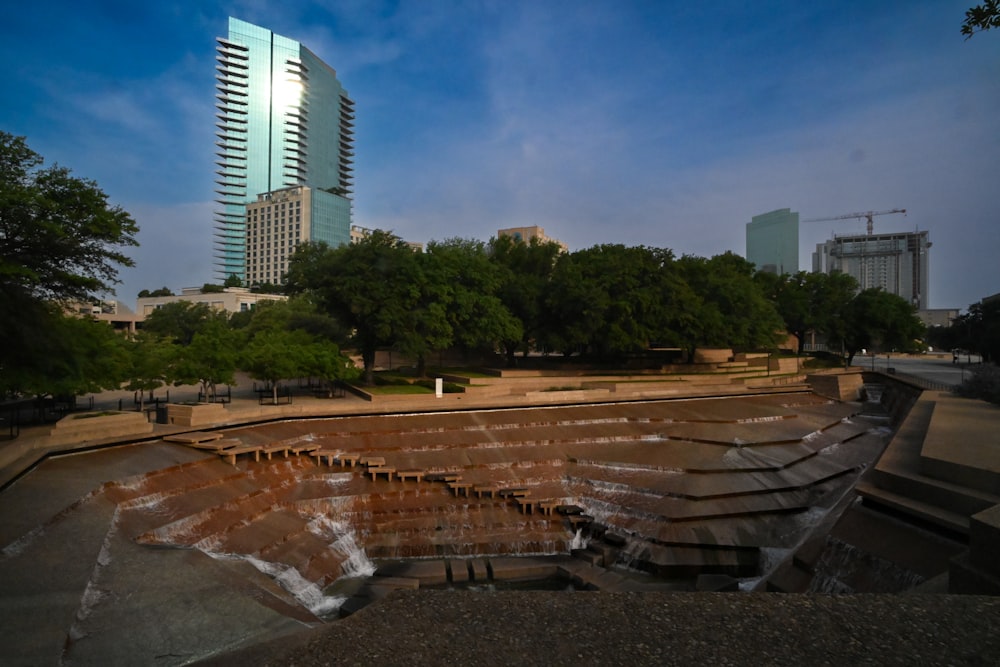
[812, 230, 931, 309]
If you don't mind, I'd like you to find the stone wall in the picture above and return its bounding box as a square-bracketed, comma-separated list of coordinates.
[806, 371, 864, 401]
[48, 411, 153, 444]
[165, 403, 228, 427]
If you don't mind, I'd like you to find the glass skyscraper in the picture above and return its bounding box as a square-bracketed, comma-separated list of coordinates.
[746, 208, 799, 275]
[214, 18, 355, 283]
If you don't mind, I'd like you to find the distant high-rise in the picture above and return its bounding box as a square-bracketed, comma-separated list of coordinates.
[812, 230, 931, 309]
[746, 209, 799, 275]
[214, 17, 355, 284]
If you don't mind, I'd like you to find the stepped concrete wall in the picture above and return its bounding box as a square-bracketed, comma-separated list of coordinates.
[806, 371, 864, 401]
[48, 411, 153, 444]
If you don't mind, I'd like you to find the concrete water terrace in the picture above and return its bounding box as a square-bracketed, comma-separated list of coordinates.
[1, 368, 998, 665]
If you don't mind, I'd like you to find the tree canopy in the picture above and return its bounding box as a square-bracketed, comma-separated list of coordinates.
[963, 1, 1000, 37]
[286, 231, 423, 384]
[0, 132, 138, 397]
[0, 132, 138, 302]
[839, 289, 925, 365]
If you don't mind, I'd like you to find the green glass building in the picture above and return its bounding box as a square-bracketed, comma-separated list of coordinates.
[746, 208, 799, 275]
[214, 18, 355, 282]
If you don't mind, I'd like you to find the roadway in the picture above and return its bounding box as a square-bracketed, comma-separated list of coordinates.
[854, 353, 983, 389]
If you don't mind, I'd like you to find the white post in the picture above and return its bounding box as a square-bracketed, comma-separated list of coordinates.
[435, 378, 443, 398]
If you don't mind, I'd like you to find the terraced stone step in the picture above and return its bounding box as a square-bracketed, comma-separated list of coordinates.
[856, 481, 970, 535]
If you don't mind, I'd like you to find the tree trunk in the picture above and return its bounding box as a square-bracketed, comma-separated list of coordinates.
[361, 345, 376, 386]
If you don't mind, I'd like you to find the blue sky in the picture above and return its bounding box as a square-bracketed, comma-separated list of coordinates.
[1, 1, 997, 310]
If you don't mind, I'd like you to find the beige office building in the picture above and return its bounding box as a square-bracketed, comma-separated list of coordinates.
[136, 287, 286, 317]
[244, 186, 314, 287]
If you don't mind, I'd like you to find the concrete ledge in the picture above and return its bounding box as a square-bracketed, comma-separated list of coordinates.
[949, 551, 1000, 595]
[166, 402, 228, 427]
[807, 371, 864, 401]
[489, 557, 559, 582]
[693, 349, 733, 363]
[523, 389, 611, 402]
[48, 411, 153, 443]
[856, 481, 970, 535]
[969, 504, 1000, 575]
[919, 393, 1000, 496]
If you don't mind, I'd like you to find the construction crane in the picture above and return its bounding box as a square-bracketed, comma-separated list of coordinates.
[802, 208, 906, 235]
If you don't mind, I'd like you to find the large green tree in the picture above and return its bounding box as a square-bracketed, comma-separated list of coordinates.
[122, 332, 174, 410]
[424, 238, 520, 362]
[3, 311, 130, 399]
[286, 231, 421, 384]
[170, 317, 241, 401]
[677, 252, 784, 356]
[546, 245, 677, 359]
[0, 132, 138, 302]
[142, 301, 222, 346]
[238, 299, 358, 402]
[840, 289, 925, 365]
[757, 271, 859, 355]
[488, 235, 562, 365]
[0, 132, 138, 397]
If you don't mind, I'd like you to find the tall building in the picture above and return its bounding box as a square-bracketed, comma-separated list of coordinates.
[214, 18, 355, 283]
[746, 209, 799, 274]
[812, 230, 931, 309]
[497, 226, 568, 253]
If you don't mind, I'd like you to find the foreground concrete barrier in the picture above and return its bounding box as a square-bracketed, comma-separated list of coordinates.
[48, 411, 153, 444]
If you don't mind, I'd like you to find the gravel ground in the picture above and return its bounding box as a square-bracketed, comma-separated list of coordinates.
[199, 591, 1000, 667]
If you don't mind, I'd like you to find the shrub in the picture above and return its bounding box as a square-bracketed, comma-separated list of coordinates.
[954, 364, 1000, 406]
[373, 375, 411, 386]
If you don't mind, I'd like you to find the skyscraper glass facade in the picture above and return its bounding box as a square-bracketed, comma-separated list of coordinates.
[746, 209, 799, 275]
[214, 18, 354, 282]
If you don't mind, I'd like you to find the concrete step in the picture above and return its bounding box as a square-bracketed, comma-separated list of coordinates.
[855, 480, 970, 535]
[872, 465, 999, 518]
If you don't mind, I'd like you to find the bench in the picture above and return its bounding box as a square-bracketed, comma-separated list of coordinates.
[424, 473, 462, 483]
[397, 470, 426, 483]
[538, 500, 562, 516]
[448, 481, 474, 497]
[289, 443, 320, 455]
[515, 497, 539, 514]
[335, 452, 361, 467]
[499, 488, 530, 498]
[473, 485, 499, 498]
[218, 445, 262, 466]
[367, 467, 395, 481]
[359, 455, 386, 467]
[311, 450, 340, 466]
[260, 443, 292, 459]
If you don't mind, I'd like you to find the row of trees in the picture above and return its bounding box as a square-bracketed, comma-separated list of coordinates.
[2, 130, 927, 401]
[2, 298, 359, 405]
[284, 232, 789, 383]
[926, 298, 1000, 363]
[285, 231, 926, 383]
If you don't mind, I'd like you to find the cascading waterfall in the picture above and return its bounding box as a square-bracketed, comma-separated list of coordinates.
[243, 555, 346, 617]
[570, 528, 589, 550]
[808, 538, 926, 594]
[308, 515, 376, 578]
